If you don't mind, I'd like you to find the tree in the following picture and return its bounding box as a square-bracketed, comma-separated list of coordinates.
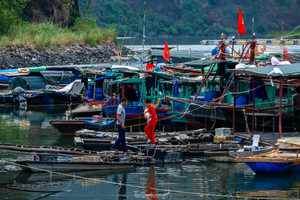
[0, 0, 30, 35]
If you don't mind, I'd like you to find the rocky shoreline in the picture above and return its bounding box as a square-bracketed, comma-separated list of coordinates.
[0, 42, 130, 69]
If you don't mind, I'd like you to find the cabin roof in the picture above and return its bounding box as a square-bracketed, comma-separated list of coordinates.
[227, 63, 300, 78]
[150, 50, 204, 59]
[146, 71, 179, 80]
[184, 59, 238, 69]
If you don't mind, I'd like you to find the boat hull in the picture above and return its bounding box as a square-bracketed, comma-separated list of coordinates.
[50, 118, 115, 134]
[204, 147, 274, 163]
[190, 104, 294, 131]
[16, 161, 134, 172]
[44, 92, 82, 104]
[245, 162, 300, 174]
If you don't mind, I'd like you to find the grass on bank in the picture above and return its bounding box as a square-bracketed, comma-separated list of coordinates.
[0, 22, 117, 49]
[266, 30, 300, 39]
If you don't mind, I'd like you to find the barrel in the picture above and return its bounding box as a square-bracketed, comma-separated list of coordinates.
[175, 102, 183, 111]
[190, 96, 205, 101]
[236, 95, 248, 107]
[92, 115, 103, 124]
[204, 91, 221, 102]
[95, 88, 104, 100]
[87, 85, 94, 99]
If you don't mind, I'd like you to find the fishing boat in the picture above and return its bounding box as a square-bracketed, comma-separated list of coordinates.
[49, 117, 116, 134]
[16, 154, 134, 172]
[43, 79, 83, 104]
[236, 148, 300, 174]
[204, 146, 274, 162]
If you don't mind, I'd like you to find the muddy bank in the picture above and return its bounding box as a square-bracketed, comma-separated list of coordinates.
[0, 42, 129, 69]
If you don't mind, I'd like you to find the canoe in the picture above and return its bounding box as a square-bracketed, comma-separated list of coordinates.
[236, 148, 300, 174]
[16, 160, 134, 172]
[50, 117, 116, 134]
[204, 146, 274, 163]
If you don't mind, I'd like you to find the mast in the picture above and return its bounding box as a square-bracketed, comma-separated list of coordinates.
[142, 0, 146, 59]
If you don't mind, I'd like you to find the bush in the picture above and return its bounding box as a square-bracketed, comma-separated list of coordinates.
[0, 21, 116, 48]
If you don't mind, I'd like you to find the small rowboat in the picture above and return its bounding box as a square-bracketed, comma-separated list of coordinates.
[204, 146, 274, 163]
[236, 148, 300, 174]
[16, 155, 134, 172]
[50, 117, 116, 134]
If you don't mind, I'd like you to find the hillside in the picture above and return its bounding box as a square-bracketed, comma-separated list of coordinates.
[79, 0, 300, 38]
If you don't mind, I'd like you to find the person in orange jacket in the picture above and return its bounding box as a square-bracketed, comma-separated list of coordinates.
[144, 99, 158, 145]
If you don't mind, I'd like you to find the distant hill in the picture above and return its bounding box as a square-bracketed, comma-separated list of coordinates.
[79, 0, 300, 38]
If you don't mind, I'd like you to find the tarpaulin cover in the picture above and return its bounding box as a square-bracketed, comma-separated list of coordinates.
[9, 76, 46, 90]
[40, 71, 74, 85]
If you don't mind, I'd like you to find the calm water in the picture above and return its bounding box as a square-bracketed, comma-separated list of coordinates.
[0, 106, 300, 199]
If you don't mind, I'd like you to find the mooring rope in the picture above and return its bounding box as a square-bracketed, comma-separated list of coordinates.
[0, 160, 298, 200]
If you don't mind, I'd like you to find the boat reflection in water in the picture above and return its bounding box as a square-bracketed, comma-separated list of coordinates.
[145, 167, 158, 200]
[236, 173, 300, 199]
[1, 161, 300, 199]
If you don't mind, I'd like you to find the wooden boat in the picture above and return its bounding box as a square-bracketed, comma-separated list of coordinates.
[66, 104, 103, 118]
[204, 146, 274, 162]
[16, 155, 134, 172]
[43, 79, 83, 104]
[50, 117, 116, 134]
[236, 148, 300, 174]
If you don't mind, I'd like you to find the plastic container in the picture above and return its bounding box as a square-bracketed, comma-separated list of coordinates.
[204, 91, 221, 102]
[236, 95, 248, 107]
[174, 102, 183, 111]
[95, 88, 104, 100]
[92, 115, 102, 124]
[190, 96, 205, 101]
[87, 85, 94, 99]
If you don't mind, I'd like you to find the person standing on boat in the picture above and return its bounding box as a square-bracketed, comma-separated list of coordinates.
[111, 97, 129, 152]
[293, 87, 300, 131]
[144, 99, 158, 145]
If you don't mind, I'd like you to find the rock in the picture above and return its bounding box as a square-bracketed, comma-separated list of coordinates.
[0, 42, 130, 69]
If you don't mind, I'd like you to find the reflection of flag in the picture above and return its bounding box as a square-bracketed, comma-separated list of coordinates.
[262, 45, 266, 52]
[237, 8, 246, 37]
[146, 63, 156, 71]
[163, 41, 170, 61]
[283, 47, 290, 61]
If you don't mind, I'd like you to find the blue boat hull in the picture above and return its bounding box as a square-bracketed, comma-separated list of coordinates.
[245, 162, 300, 174]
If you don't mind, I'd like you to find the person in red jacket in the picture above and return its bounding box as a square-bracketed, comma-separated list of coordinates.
[144, 99, 158, 145]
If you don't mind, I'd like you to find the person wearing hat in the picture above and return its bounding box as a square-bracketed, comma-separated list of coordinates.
[293, 86, 300, 131]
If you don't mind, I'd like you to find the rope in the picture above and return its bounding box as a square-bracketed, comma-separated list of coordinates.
[1, 160, 297, 200]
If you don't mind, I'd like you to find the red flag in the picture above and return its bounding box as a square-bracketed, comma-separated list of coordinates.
[146, 63, 156, 71]
[237, 8, 246, 37]
[163, 41, 170, 61]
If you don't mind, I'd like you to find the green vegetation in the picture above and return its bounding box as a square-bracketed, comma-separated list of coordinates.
[266, 30, 300, 39]
[79, 0, 300, 38]
[0, 22, 116, 48]
[0, 0, 30, 35]
[0, 0, 116, 48]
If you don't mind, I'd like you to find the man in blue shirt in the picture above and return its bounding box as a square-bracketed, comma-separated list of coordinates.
[111, 97, 129, 152]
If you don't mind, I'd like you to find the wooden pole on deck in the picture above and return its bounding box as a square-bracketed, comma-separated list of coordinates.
[279, 77, 283, 138]
[231, 36, 235, 57]
[111, 85, 113, 105]
[233, 74, 236, 131]
[252, 79, 255, 135]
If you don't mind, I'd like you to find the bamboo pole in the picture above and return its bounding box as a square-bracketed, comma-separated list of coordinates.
[279, 77, 283, 138]
[233, 75, 236, 131]
[252, 79, 255, 135]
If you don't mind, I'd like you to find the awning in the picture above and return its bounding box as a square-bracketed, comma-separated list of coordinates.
[185, 59, 237, 69]
[227, 63, 300, 78]
[93, 76, 114, 82]
[146, 71, 178, 80]
[150, 50, 204, 60]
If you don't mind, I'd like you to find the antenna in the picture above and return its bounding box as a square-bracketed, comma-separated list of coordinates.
[252, 17, 254, 34]
[142, 0, 146, 63]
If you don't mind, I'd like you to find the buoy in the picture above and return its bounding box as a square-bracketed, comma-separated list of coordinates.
[18, 68, 30, 73]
